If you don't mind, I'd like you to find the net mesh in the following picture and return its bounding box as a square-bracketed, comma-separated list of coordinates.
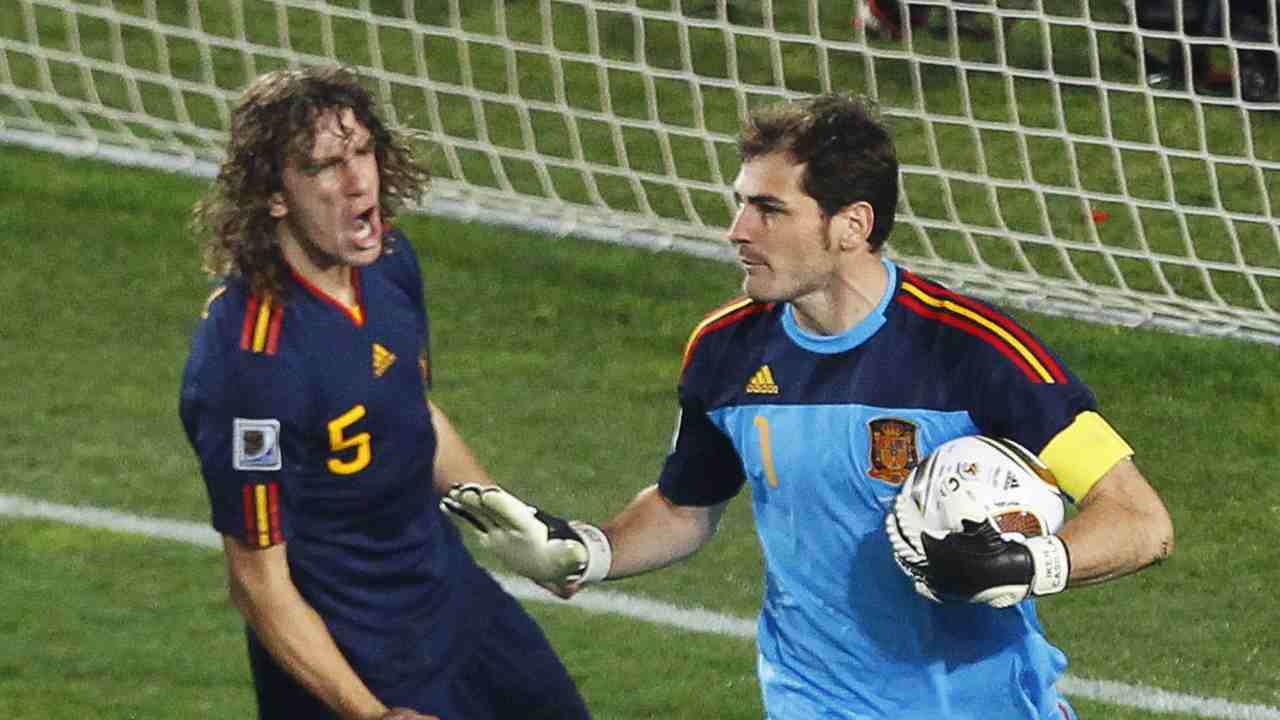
[3, 0, 1277, 342]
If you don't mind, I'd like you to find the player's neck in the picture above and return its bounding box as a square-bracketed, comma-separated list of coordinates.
[302, 264, 358, 307]
[790, 255, 888, 336]
[279, 236, 359, 307]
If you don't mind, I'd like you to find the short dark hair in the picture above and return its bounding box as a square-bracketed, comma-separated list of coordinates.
[738, 93, 898, 250]
[192, 65, 428, 300]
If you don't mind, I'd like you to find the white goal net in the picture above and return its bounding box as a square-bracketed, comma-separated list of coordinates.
[3, 0, 1278, 343]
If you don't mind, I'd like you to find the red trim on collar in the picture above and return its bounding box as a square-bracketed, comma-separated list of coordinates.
[289, 265, 365, 327]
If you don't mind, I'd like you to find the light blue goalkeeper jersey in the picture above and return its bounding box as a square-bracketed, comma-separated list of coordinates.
[658, 259, 1083, 719]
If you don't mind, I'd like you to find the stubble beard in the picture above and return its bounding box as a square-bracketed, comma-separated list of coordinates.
[281, 209, 348, 272]
[741, 219, 833, 304]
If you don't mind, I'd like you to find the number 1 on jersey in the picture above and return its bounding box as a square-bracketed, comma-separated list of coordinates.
[753, 415, 780, 489]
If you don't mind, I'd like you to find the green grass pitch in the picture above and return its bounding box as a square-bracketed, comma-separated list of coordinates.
[1, 1, 1278, 716]
[0, 143, 1277, 718]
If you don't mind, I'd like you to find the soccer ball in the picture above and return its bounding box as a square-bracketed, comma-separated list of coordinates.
[904, 435, 1067, 538]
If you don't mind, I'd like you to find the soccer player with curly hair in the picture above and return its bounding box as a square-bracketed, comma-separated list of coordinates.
[180, 65, 591, 720]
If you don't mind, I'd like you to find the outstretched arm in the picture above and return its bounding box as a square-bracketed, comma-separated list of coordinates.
[598, 484, 728, 580]
[441, 481, 727, 598]
[539, 484, 727, 599]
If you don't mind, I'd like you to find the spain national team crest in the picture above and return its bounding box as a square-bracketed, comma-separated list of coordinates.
[867, 418, 920, 484]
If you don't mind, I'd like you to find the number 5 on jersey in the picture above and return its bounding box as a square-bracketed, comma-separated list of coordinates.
[328, 404, 371, 475]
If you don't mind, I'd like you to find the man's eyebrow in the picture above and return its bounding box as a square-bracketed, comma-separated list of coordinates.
[734, 192, 788, 210]
[298, 136, 371, 171]
[299, 153, 341, 172]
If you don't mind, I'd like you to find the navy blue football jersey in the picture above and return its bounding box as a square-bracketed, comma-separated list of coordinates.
[179, 231, 498, 699]
[659, 258, 1092, 719]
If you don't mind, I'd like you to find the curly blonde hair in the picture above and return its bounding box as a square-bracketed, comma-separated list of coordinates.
[192, 65, 428, 300]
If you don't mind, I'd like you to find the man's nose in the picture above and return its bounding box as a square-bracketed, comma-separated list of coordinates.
[339, 160, 371, 194]
[727, 206, 754, 244]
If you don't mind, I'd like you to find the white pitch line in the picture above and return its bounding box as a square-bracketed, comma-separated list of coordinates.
[3, 494, 1278, 720]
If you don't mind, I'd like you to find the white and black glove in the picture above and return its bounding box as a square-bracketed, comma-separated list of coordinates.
[887, 490, 1070, 608]
[885, 491, 942, 603]
[920, 520, 1070, 608]
[440, 484, 611, 587]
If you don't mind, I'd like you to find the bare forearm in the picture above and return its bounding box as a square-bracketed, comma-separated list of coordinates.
[427, 400, 496, 495]
[601, 485, 723, 579]
[1059, 459, 1174, 587]
[233, 587, 385, 719]
[224, 539, 387, 720]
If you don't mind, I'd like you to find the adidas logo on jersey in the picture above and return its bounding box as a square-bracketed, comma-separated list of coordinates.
[745, 365, 779, 394]
[372, 343, 397, 378]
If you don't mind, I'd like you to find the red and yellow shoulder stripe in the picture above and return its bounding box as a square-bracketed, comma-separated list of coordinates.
[681, 297, 772, 373]
[242, 482, 283, 547]
[897, 271, 1067, 384]
[239, 295, 284, 356]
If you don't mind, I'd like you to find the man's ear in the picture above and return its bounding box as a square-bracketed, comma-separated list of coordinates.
[268, 191, 288, 219]
[836, 201, 875, 252]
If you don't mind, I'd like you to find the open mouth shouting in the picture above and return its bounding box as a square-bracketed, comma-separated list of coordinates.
[352, 204, 382, 249]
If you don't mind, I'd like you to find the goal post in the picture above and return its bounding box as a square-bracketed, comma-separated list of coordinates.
[3, 0, 1277, 343]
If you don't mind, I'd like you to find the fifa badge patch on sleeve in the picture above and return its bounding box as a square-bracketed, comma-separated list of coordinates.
[233, 418, 282, 471]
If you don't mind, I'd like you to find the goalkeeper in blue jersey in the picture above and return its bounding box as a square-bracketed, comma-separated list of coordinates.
[443, 93, 1174, 719]
[179, 66, 590, 720]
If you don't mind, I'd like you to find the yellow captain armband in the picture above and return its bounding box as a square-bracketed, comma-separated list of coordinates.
[1039, 411, 1134, 502]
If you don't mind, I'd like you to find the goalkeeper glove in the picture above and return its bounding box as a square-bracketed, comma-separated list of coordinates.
[885, 491, 943, 603]
[887, 490, 1070, 608]
[920, 519, 1071, 608]
[440, 484, 612, 586]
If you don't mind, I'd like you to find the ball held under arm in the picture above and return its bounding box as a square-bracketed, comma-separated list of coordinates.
[921, 520, 1070, 607]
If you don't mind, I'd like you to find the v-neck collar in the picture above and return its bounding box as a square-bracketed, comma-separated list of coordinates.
[289, 264, 366, 327]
